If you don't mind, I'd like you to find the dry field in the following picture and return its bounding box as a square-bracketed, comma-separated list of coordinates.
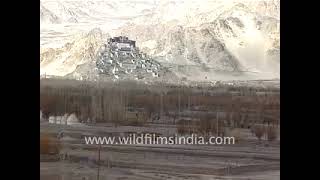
[40, 79, 280, 180]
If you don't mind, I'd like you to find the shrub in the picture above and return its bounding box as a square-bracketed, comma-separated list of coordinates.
[40, 133, 61, 155]
[225, 128, 243, 143]
[177, 119, 188, 135]
[177, 119, 197, 135]
[266, 126, 278, 141]
[252, 125, 264, 140]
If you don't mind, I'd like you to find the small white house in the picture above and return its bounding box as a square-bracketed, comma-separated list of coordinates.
[67, 114, 81, 125]
[106, 60, 113, 64]
[152, 72, 159, 77]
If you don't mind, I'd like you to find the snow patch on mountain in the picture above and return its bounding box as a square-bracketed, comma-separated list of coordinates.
[116, 1, 279, 76]
[40, 0, 280, 81]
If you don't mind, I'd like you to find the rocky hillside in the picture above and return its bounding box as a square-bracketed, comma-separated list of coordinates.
[40, 28, 106, 76]
[40, 0, 280, 81]
[116, 1, 279, 75]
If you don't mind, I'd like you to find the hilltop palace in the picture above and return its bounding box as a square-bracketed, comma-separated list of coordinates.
[96, 36, 161, 80]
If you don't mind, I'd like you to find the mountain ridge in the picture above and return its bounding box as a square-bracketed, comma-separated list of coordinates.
[40, 0, 280, 81]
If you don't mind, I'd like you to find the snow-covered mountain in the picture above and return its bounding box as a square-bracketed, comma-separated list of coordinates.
[117, 1, 279, 75]
[41, 28, 106, 76]
[40, 0, 280, 81]
[40, 2, 61, 24]
[40, 0, 157, 25]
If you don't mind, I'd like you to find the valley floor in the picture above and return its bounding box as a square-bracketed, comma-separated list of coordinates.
[40, 122, 280, 180]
